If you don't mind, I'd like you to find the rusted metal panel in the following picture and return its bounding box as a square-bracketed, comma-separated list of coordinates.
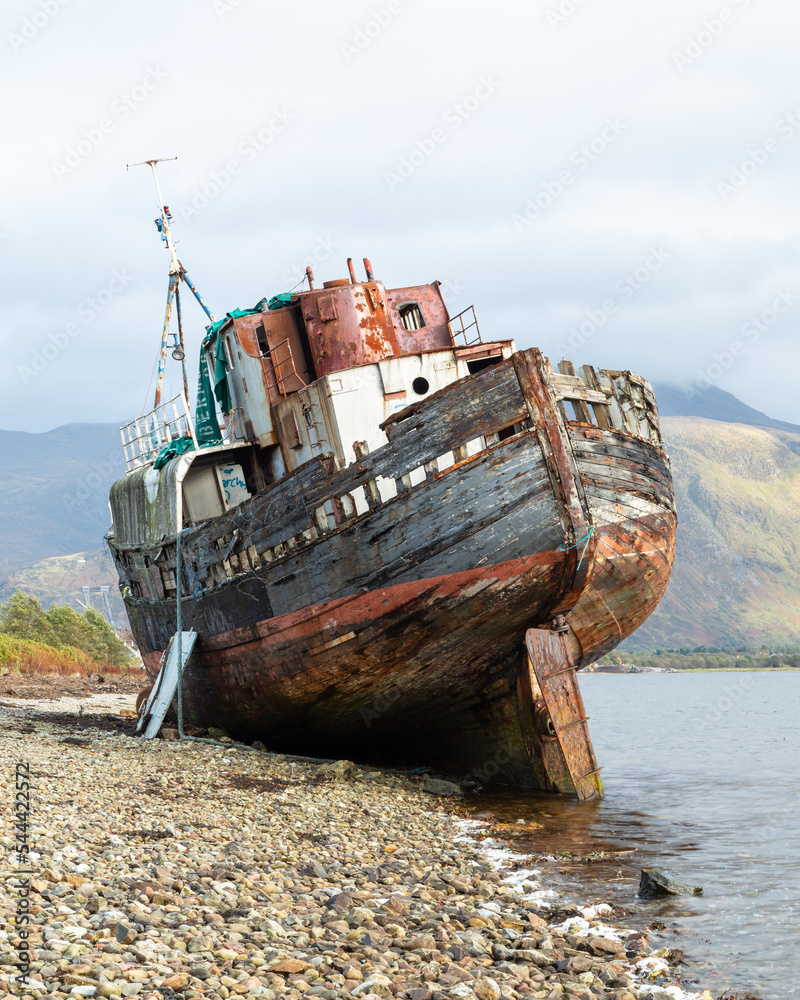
[298, 281, 400, 375]
[384, 283, 453, 353]
[525, 627, 603, 799]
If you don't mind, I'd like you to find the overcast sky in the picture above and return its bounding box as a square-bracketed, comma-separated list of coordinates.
[2, 0, 799, 433]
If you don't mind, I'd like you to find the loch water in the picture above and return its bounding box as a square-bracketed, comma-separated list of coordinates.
[470, 671, 800, 999]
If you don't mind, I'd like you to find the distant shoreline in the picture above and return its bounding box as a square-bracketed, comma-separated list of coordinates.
[588, 666, 800, 674]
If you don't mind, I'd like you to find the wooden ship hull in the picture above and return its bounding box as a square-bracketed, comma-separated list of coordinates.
[108, 255, 675, 794]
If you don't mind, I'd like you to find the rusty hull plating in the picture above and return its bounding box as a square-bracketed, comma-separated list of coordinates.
[108, 258, 676, 795]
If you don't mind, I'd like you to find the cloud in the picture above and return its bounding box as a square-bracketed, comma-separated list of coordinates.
[1, 0, 799, 431]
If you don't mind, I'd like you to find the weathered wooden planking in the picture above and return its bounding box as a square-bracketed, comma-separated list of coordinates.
[375, 364, 528, 481]
[580, 479, 675, 514]
[571, 441, 672, 481]
[575, 457, 673, 498]
[550, 372, 608, 407]
[177, 363, 532, 557]
[246, 435, 561, 617]
[569, 425, 671, 465]
[127, 432, 567, 650]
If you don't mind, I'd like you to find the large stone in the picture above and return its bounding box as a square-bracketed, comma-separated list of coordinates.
[113, 923, 136, 946]
[423, 776, 463, 797]
[589, 936, 625, 955]
[325, 890, 353, 912]
[566, 956, 593, 974]
[352, 975, 392, 997]
[638, 868, 703, 898]
[159, 975, 189, 990]
[322, 759, 357, 779]
[95, 983, 122, 999]
[473, 980, 502, 1000]
[271, 958, 313, 974]
[298, 861, 328, 878]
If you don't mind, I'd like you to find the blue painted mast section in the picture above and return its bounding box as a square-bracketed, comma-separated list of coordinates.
[182, 271, 215, 322]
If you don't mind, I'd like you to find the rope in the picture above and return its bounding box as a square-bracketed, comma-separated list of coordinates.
[559, 524, 595, 571]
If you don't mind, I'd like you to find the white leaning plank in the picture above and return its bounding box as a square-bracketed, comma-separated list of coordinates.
[137, 630, 198, 739]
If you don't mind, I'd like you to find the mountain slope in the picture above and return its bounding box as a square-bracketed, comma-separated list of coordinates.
[626, 417, 800, 650]
[0, 423, 124, 570]
[652, 383, 800, 434]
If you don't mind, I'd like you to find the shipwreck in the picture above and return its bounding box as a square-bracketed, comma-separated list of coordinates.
[107, 163, 676, 796]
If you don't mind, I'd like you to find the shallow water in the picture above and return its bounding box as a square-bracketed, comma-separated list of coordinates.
[469, 671, 800, 999]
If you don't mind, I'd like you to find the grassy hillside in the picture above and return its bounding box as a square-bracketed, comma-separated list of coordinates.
[626, 417, 800, 650]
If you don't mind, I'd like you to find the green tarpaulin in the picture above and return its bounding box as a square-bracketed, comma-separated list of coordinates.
[267, 293, 293, 310]
[193, 293, 296, 447]
[154, 435, 195, 470]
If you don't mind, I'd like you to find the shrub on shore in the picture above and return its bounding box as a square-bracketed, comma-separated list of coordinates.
[0, 590, 135, 675]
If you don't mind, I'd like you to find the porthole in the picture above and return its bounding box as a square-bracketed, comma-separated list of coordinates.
[412, 377, 430, 396]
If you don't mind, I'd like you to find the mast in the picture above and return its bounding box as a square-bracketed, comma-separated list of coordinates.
[127, 157, 216, 408]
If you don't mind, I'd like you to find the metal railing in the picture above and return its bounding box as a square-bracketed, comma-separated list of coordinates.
[448, 304, 483, 348]
[120, 393, 198, 473]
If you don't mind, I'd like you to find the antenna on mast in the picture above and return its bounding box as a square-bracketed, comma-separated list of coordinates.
[128, 156, 181, 275]
[127, 156, 216, 407]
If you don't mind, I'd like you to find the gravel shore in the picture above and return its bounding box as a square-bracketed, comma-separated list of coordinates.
[1, 693, 710, 1000]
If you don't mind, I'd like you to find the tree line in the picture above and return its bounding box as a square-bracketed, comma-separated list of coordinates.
[0, 590, 132, 667]
[602, 646, 800, 671]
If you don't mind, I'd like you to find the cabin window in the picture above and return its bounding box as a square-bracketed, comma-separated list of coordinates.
[224, 336, 235, 369]
[412, 376, 430, 396]
[399, 302, 425, 330]
[466, 356, 502, 375]
[256, 325, 270, 356]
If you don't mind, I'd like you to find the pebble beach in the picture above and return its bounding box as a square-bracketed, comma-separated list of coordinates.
[1, 690, 716, 1000]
